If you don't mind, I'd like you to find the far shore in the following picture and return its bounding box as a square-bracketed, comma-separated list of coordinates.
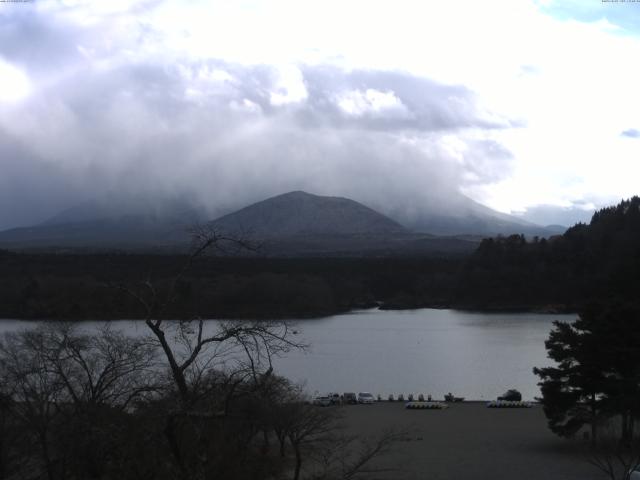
[0, 303, 578, 322]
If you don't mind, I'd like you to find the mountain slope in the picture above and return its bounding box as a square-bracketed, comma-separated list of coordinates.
[0, 196, 206, 250]
[394, 192, 564, 236]
[211, 191, 408, 237]
[0, 189, 558, 254]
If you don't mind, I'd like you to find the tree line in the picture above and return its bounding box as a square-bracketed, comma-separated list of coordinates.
[0, 253, 460, 320]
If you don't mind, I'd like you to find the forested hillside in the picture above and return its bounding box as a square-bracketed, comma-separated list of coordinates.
[456, 197, 640, 310]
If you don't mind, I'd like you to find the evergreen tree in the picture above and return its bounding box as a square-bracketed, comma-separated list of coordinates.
[534, 303, 640, 443]
[534, 312, 607, 442]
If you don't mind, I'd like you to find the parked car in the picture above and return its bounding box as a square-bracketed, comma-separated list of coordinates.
[313, 396, 331, 406]
[444, 393, 465, 402]
[497, 389, 522, 402]
[357, 392, 375, 404]
[343, 392, 357, 404]
[630, 467, 640, 480]
[328, 393, 341, 405]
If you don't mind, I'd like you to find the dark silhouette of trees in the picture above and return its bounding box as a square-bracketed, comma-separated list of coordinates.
[534, 303, 640, 447]
[0, 323, 157, 480]
[457, 196, 640, 311]
[0, 321, 399, 480]
[533, 312, 608, 442]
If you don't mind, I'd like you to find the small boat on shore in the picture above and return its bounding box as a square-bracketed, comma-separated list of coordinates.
[487, 400, 532, 408]
[406, 401, 447, 410]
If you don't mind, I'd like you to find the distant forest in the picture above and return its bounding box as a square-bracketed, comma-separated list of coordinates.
[1, 197, 639, 320]
[459, 196, 640, 311]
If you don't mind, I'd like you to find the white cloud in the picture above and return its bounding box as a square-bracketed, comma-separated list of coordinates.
[269, 65, 308, 106]
[337, 89, 410, 118]
[0, 59, 31, 103]
[140, 0, 640, 212]
[230, 98, 262, 115]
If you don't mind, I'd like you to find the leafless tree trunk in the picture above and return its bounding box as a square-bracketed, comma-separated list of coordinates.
[112, 225, 306, 480]
[587, 419, 640, 480]
[115, 224, 304, 407]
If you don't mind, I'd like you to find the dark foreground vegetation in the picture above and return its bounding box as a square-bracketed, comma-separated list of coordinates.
[2, 197, 640, 319]
[0, 319, 399, 480]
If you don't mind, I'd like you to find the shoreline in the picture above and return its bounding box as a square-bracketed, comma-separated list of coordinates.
[0, 304, 577, 322]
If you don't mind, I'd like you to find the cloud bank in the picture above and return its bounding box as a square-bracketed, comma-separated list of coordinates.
[1, 0, 639, 229]
[0, 2, 517, 229]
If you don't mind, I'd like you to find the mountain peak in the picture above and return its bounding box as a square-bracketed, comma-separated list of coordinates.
[211, 191, 407, 237]
[278, 190, 314, 197]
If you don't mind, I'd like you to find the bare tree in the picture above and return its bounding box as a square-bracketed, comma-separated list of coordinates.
[283, 402, 339, 480]
[313, 429, 403, 480]
[37, 323, 158, 409]
[0, 328, 68, 480]
[0, 389, 18, 480]
[112, 225, 307, 480]
[115, 224, 303, 405]
[587, 419, 640, 480]
[273, 399, 403, 480]
[0, 323, 159, 480]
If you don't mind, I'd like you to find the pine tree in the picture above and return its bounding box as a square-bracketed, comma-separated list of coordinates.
[534, 303, 640, 443]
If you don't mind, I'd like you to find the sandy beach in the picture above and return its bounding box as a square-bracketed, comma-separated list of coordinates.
[336, 402, 604, 480]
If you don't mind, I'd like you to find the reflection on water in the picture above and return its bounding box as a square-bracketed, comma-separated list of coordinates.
[0, 308, 575, 401]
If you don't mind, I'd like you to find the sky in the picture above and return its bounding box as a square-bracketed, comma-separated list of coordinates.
[0, 0, 639, 230]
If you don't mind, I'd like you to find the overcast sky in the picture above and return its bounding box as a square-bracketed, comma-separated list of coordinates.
[1, 0, 639, 230]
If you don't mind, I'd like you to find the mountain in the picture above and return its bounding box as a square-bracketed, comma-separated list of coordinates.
[41, 195, 207, 226]
[0, 196, 206, 250]
[392, 192, 564, 237]
[207, 191, 484, 256]
[0, 190, 559, 255]
[210, 191, 407, 237]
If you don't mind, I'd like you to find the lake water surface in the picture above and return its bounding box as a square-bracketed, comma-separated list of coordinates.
[273, 308, 575, 401]
[0, 308, 575, 401]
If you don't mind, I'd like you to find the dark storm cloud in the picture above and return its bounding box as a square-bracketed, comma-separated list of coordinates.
[0, 133, 84, 229]
[621, 128, 640, 138]
[0, 5, 517, 230]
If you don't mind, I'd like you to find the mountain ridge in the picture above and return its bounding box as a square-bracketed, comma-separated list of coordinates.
[0, 190, 563, 253]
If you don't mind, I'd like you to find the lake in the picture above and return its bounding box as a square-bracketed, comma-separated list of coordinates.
[272, 308, 575, 401]
[0, 308, 575, 401]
